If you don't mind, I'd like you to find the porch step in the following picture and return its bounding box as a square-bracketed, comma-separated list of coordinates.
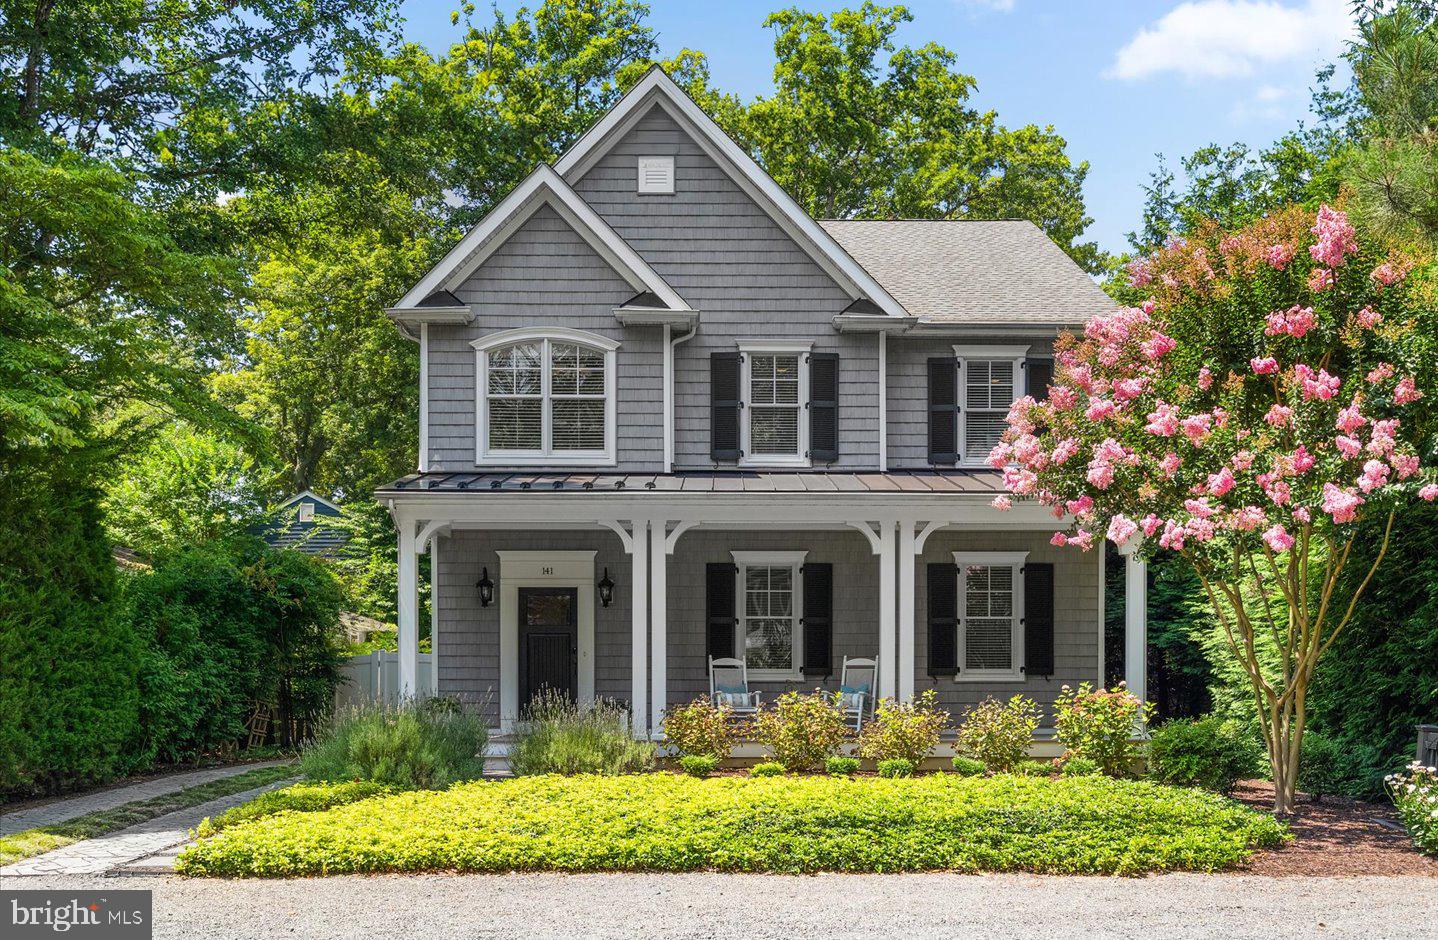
[482, 754, 513, 778]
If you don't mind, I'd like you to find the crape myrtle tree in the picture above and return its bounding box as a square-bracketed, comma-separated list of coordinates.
[989, 204, 1437, 813]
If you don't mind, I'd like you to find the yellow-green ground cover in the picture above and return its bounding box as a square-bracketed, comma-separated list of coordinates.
[177, 773, 1286, 877]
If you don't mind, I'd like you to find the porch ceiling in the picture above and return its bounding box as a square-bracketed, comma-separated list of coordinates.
[377, 469, 1006, 496]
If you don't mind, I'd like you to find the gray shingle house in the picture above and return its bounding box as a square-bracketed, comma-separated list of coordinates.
[378, 67, 1148, 746]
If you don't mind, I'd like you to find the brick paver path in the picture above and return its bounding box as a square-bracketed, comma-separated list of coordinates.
[1, 777, 293, 876]
[0, 761, 288, 837]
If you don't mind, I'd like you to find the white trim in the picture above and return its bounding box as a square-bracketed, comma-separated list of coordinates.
[496, 550, 598, 731]
[897, 519, 916, 701]
[949, 344, 1032, 360]
[552, 69, 908, 318]
[395, 165, 692, 312]
[649, 522, 668, 736]
[951, 551, 1029, 682]
[418, 322, 429, 472]
[473, 329, 619, 467]
[276, 489, 342, 514]
[877, 331, 887, 470]
[731, 550, 807, 681]
[430, 538, 441, 696]
[613, 307, 699, 327]
[953, 345, 1029, 469]
[738, 346, 810, 469]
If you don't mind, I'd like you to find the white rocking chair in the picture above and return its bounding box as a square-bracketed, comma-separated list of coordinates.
[838, 656, 878, 731]
[708, 657, 762, 718]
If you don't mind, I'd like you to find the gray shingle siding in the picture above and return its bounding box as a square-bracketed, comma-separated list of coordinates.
[572, 105, 880, 469]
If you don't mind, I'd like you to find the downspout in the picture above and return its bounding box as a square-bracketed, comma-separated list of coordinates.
[664, 322, 698, 472]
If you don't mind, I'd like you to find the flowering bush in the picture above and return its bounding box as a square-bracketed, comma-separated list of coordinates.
[1053, 682, 1151, 777]
[857, 690, 950, 766]
[994, 204, 1437, 810]
[663, 696, 736, 759]
[751, 692, 850, 772]
[1386, 763, 1438, 858]
[956, 695, 1040, 773]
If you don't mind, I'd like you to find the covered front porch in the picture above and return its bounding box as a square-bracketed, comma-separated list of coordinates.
[379, 471, 1149, 740]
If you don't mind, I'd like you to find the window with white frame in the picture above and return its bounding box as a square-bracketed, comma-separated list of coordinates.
[954, 345, 1028, 466]
[733, 551, 806, 678]
[954, 551, 1027, 680]
[739, 342, 810, 465]
[474, 329, 618, 465]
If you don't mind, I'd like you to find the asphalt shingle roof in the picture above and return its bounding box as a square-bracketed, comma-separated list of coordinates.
[819, 219, 1118, 325]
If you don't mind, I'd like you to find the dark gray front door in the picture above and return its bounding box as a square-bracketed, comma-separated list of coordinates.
[518, 587, 578, 711]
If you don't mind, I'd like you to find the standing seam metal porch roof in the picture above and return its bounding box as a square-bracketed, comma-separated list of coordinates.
[377, 469, 1006, 495]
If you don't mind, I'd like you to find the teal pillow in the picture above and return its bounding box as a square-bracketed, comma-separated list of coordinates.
[715, 683, 747, 696]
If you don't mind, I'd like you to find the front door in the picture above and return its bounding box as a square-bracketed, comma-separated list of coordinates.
[518, 587, 578, 712]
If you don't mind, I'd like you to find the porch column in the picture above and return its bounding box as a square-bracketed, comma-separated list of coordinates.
[877, 521, 897, 701]
[630, 520, 650, 738]
[649, 521, 669, 736]
[897, 519, 917, 701]
[397, 522, 419, 698]
[1121, 542, 1148, 704]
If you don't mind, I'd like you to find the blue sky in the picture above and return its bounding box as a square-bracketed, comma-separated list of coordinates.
[398, 0, 1358, 257]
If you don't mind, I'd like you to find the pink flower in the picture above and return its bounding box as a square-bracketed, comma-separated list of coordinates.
[1291, 445, 1316, 475]
[1321, 483, 1365, 523]
[1231, 450, 1255, 472]
[1145, 402, 1179, 437]
[987, 443, 1012, 470]
[1197, 367, 1214, 391]
[1232, 506, 1266, 531]
[1068, 529, 1095, 551]
[1420, 483, 1438, 501]
[1262, 524, 1295, 552]
[1066, 494, 1095, 516]
[1106, 514, 1139, 547]
[1310, 205, 1357, 267]
[1184, 497, 1218, 519]
[1185, 516, 1217, 543]
[1207, 467, 1236, 497]
[1049, 385, 1078, 411]
[1265, 243, 1295, 269]
[1295, 364, 1341, 400]
[1367, 362, 1395, 384]
[1264, 404, 1293, 427]
[1179, 413, 1213, 444]
[1370, 261, 1408, 287]
[1358, 459, 1390, 493]
[1395, 377, 1423, 404]
[1159, 452, 1182, 478]
[1292, 506, 1311, 523]
[1158, 519, 1186, 551]
[1250, 356, 1280, 375]
[1335, 435, 1362, 459]
[1392, 453, 1420, 479]
[1356, 305, 1382, 329]
[1113, 377, 1146, 402]
[1050, 531, 1069, 546]
[1265, 479, 1292, 507]
[1368, 419, 1398, 456]
[1141, 514, 1163, 537]
[1308, 267, 1334, 292]
[1142, 333, 1177, 361]
[1336, 402, 1367, 433]
[1127, 257, 1154, 287]
[1051, 438, 1080, 464]
[991, 495, 1013, 511]
[1085, 398, 1117, 421]
[1003, 466, 1038, 495]
[1087, 460, 1115, 490]
[1265, 305, 1316, 338]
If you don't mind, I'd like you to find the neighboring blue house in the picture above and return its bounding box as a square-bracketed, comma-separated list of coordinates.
[256, 490, 350, 557]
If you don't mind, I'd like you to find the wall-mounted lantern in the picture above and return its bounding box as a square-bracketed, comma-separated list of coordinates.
[597, 568, 616, 608]
[476, 567, 494, 607]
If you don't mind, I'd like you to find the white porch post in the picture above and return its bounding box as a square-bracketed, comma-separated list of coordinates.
[877, 521, 897, 701]
[1121, 543, 1148, 704]
[397, 521, 419, 698]
[897, 519, 917, 701]
[649, 521, 669, 736]
[630, 520, 650, 738]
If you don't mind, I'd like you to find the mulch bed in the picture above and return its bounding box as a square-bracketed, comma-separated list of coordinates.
[1234, 780, 1437, 876]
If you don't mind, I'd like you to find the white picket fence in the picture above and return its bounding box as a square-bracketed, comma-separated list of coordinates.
[336, 651, 434, 709]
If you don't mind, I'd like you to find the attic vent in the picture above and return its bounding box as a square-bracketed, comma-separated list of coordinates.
[297, 502, 315, 523]
[637, 156, 674, 194]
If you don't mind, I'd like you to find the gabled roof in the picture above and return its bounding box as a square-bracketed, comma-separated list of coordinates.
[819, 220, 1118, 326]
[392, 164, 693, 314]
[276, 490, 343, 514]
[552, 66, 908, 318]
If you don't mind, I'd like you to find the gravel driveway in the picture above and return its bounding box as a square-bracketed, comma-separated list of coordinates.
[10, 872, 1434, 939]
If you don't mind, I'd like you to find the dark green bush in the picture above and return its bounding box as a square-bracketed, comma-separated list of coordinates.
[509, 693, 654, 776]
[750, 761, 784, 777]
[877, 758, 914, 778]
[1298, 732, 1345, 802]
[826, 756, 860, 777]
[301, 701, 487, 789]
[950, 756, 985, 776]
[679, 755, 717, 778]
[1062, 756, 1102, 777]
[1147, 716, 1258, 793]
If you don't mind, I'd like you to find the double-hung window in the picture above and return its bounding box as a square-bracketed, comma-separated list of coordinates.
[473, 328, 618, 465]
[953, 345, 1028, 466]
[953, 551, 1027, 681]
[738, 341, 810, 467]
[732, 551, 806, 679]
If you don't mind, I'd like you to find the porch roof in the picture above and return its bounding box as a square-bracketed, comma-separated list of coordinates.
[377, 469, 1006, 496]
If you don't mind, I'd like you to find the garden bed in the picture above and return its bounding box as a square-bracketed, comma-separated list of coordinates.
[176, 773, 1284, 877]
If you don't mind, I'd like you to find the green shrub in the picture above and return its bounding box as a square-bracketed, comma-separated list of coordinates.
[196, 781, 389, 837]
[509, 693, 654, 777]
[1298, 732, 1345, 802]
[956, 695, 1039, 773]
[1053, 682, 1151, 777]
[1387, 763, 1438, 858]
[950, 756, 985, 776]
[751, 691, 849, 772]
[1014, 760, 1052, 777]
[300, 701, 487, 789]
[1061, 756, 1101, 777]
[679, 755, 717, 778]
[749, 761, 784, 777]
[178, 774, 1288, 877]
[877, 758, 914, 778]
[825, 756, 860, 777]
[857, 689, 948, 766]
[1147, 716, 1257, 793]
[662, 697, 734, 759]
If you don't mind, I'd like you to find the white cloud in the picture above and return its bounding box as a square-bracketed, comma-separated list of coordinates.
[1106, 0, 1353, 82]
[955, 0, 1016, 11]
[1230, 83, 1293, 121]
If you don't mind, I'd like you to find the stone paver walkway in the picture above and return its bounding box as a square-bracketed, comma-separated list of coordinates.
[1, 778, 293, 877]
[0, 761, 289, 836]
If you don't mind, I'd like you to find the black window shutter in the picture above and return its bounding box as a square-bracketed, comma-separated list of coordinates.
[1023, 562, 1055, 678]
[706, 563, 736, 660]
[1026, 357, 1053, 402]
[927, 357, 958, 464]
[710, 351, 741, 461]
[808, 353, 839, 463]
[801, 562, 833, 677]
[926, 562, 959, 677]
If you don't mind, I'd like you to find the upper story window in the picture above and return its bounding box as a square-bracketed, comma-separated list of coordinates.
[738, 341, 811, 467]
[473, 328, 619, 466]
[952, 345, 1028, 467]
[954, 551, 1028, 681]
